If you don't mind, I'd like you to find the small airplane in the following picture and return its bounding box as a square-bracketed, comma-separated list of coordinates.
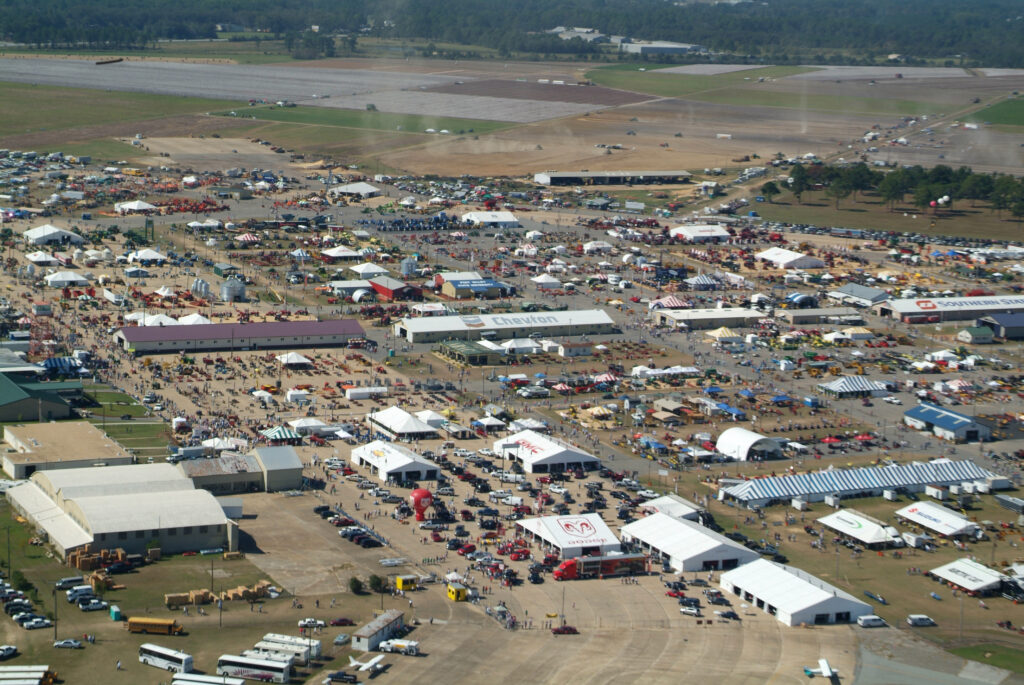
[803, 658, 837, 678]
[350, 654, 386, 672]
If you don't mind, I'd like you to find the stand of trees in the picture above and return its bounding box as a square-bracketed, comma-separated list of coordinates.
[785, 162, 1024, 220]
[1, 0, 1023, 66]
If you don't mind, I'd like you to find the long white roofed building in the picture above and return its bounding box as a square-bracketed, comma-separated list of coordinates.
[6, 464, 234, 559]
[394, 309, 617, 343]
[493, 430, 600, 474]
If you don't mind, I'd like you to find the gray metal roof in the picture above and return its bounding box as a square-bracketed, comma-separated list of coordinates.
[251, 446, 304, 472]
[116, 318, 364, 343]
[834, 283, 890, 302]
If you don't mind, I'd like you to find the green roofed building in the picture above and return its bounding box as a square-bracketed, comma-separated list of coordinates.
[437, 340, 502, 366]
[0, 375, 74, 422]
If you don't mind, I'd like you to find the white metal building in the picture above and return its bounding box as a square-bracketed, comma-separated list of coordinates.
[652, 307, 764, 331]
[328, 182, 380, 198]
[352, 610, 404, 652]
[366, 406, 439, 441]
[516, 513, 621, 558]
[876, 295, 1024, 323]
[351, 440, 439, 482]
[6, 463, 234, 559]
[669, 224, 731, 243]
[894, 501, 979, 538]
[720, 559, 872, 626]
[929, 558, 1005, 594]
[394, 309, 617, 343]
[639, 494, 702, 521]
[23, 224, 85, 246]
[715, 427, 783, 462]
[816, 509, 903, 549]
[755, 247, 825, 270]
[250, 446, 305, 491]
[620, 513, 759, 572]
[461, 211, 519, 228]
[493, 430, 600, 474]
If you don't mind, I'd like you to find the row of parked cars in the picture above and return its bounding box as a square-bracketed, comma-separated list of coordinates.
[314, 504, 384, 549]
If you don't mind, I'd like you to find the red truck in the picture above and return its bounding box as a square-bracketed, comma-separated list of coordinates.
[552, 553, 647, 581]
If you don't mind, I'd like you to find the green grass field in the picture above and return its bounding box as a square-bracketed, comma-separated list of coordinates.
[586, 65, 817, 97]
[949, 644, 1024, 674]
[218, 104, 511, 135]
[0, 39, 294, 65]
[967, 97, 1024, 127]
[0, 82, 242, 139]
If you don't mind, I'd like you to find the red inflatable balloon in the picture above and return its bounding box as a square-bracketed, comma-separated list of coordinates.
[410, 488, 433, 521]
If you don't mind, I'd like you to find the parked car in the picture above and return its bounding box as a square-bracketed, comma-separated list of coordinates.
[680, 606, 701, 617]
[24, 618, 52, 630]
[78, 599, 109, 612]
[54, 639, 83, 649]
[330, 618, 355, 626]
[327, 671, 358, 683]
[551, 625, 579, 635]
[0, 645, 16, 660]
[298, 618, 326, 628]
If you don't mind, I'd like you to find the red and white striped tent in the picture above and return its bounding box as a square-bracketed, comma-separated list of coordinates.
[235, 233, 261, 243]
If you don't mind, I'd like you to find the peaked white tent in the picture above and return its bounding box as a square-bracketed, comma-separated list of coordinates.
[817, 509, 903, 548]
[414, 410, 447, 428]
[367, 406, 438, 440]
[531, 274, 561, 290]
[287, 417, 327, 435]
[493, 430, 600, 474]
[24, 224, 84, 245]
[44, 271, 88, 288]
[177, 313, 211, 325]
[322, 245, 361, 259]
[621, 513, 759, 572]
[25, 251, 58, 266]
[128, 248, 167, 263]
[349, 262, 389, 277]
[895, 501, 979, 538]
[153, 285, 175, 298]
[516, 513, 621, 558]
[351, 440, 439, 482]
[115, 200, 157, 214]
[276, 352, 312, 366]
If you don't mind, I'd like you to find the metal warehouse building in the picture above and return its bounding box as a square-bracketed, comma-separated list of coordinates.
[903, 402, 992, 443]
[720, 559, 872, 627]
[394, 310, 617, 343]
[6, 464, 235, 559]
[653, 307, 764, 330]
[976, 313, 1024, 340]
[875, 295, 1024, 323]
[113, 319, 365, 353]
[620, 513, 759, 572]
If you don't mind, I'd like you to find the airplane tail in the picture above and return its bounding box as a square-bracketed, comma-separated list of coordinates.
[349, 656, 359, 667]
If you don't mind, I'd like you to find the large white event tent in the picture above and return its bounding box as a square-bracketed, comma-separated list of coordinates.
[894, 501, 980, 538]
[816, 509, 903, 548]
[721, 460, 998, 507]
[720, 559, 872, 626]
[351, 440, 438, 482]
[621, 513, 759, 572]
[515, 513, 621, 558]
[493, 430, 600, 474]
[366, 406, 438, 440]
[929, 558, 1005, 594]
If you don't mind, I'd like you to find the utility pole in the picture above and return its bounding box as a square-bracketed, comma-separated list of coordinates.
[52, 587, 57, 640]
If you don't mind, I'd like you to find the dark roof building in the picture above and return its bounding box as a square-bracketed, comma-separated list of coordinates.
[369, 276, 422, 302]
[976, 313, 1024, 340]
[113, 319, 365, 353]
[0, 375, 74, 422]
[903, 402, 992, 443]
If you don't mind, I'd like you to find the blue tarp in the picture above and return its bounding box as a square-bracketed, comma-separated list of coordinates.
[704, 386, 722, 394]
[739, 389, 756, 398]
[771, 394, 793, 403]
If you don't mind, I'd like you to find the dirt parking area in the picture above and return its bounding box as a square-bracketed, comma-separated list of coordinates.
[138, 136, 301, 172]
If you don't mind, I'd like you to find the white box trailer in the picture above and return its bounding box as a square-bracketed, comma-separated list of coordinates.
[262, 633, 321, 659]
[346, 386, 388, 400]
[253, 641, 308, 665]
[103, 288, 125, 305]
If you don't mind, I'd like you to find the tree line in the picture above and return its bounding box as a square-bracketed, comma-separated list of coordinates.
[1, 0, 1023, 66]
[761, 163, 1024, 220]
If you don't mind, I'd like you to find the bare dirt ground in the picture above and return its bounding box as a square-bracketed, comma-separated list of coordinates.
[137, 136, 300, 172]
[380, 98, 877, 177]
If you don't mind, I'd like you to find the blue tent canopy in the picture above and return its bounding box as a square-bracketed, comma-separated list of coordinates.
[739, 389, 756, 398]
[771, 394, 793, 403]
[716, 402, 746, 417]
[704, 386, 722, 394]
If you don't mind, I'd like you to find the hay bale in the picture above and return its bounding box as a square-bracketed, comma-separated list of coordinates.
[164, 592, 189, 608]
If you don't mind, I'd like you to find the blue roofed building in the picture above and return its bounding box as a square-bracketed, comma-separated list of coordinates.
[440, 278, 513, 300]
[903, 402, 992, 443]
[976, 313, 1024, 340]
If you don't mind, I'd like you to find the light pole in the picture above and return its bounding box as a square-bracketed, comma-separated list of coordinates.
[52, 588, 57, 640]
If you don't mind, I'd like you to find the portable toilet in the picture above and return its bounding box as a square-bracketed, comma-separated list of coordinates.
[447, 582, 468, 602]
[803, 396, 820, 408]
[395, 575, 418, 591]
[109, 605, 122, 621]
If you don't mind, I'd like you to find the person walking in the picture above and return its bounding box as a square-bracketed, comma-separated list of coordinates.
[116, 660, 122, 671]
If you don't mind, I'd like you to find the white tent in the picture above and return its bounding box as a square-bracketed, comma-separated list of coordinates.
[583, 240, 613, 254]
[128, 248, 167, 263]
[817, 509, 903, 548]
[349, 262, 389, 277]
[23, 224, 84, 246]
[177, 313, 211, 325]
[531, 274, 561, 290]
[706, 327, 742, 343]
[115, 200, 157, 214]
[276, 352, 312, 366]
[351, 440, 439, 482]
[929, 558, 1005, 593]
[414, 410, 447, 428]
[755, 247, 825, 270]
[639, 494, 701, 522]
[720, 559, 871, 626]
[285, 389, 310, 403]
[25, 251, 58, 266]
[502, 339, 541, 355]
[322, 246, 361, 259]
[516, 513, 621, 558]
[328, 182, 380, 198]
[715, 427, 783, 461]
[153, 285, 175, 298]
[493, 430, 600, 474]
[44, 271, 88, 288]
[367, 406, 438, 440]
[621, 512, 759, 572]
[125, 312, 179, 327]
[895, 501, 979, 537]
[287, 417, 327, 435]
